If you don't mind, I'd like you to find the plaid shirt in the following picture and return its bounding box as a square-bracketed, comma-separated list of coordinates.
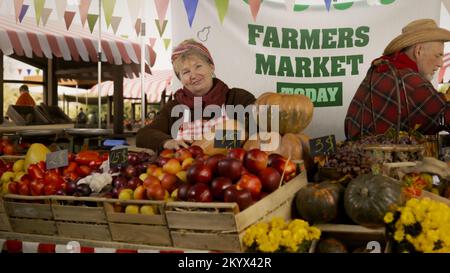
[345, 66, 449, 139]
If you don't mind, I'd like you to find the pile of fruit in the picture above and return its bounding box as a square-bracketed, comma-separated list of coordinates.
[108, 146, 298, 212]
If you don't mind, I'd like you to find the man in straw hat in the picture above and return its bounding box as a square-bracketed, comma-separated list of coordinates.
[345, 19, 450, 139]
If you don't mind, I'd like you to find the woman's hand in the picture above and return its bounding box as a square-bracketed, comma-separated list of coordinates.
[163, 139, 192, 150]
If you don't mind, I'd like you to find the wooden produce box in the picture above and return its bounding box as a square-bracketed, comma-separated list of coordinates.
[165, 171, 307, 252]
[2, 194, 57, 236]
[52, 196, 111, 241]
[0, 198, 11, 231]
[104, 199, 171, 246]
[315, 224, 388, 253]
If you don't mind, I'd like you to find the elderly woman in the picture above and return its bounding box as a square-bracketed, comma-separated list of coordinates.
[136, 39, 256, 151]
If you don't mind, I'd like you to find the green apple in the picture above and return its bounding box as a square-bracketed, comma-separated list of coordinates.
[1, 171, 15, 184]
[12, 159, 25, 173]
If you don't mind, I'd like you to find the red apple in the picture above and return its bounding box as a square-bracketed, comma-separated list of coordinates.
[146, 183, 166, 200]
[193, 154, 209, 164]
[223, 185, 253, 211]
[227, 148, 246, 161]
[160, 149, 174, 158]
[236, 174, 262, 199]
[244, 149, 268, 174]
[174, 148, 192, 162]
[162, 159, 182, 175]
[30, 180, 44, 196]
[7, 181, 19, 194]
[271, 158, 297, 182]
[18, 181, 30, 195]
[187, 145, 204, 158]
[258, 167, 282, 193]
[177, 183, 191, 201]
[268, 153, 284, 167]
[217, 158, 243, 181]
[187, 183, 213, 202]
[210, 177, 233, 201]
[205, 154, 226, 176]
[133, 185, 147, 200]
[160, 173, 180, 193]
[186, 163, 213, 184]
[143, 175, 161, 188]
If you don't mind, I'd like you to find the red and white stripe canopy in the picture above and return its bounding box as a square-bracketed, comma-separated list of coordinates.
[0, 14, 155, 76]
[89, 70, 174, 103]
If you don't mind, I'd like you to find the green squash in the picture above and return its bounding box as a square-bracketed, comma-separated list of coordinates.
[344, 174, 404, 228]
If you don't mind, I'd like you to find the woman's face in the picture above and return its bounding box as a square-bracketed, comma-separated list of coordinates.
[178, 54, 215, 96]
[416, 41, 444, 81]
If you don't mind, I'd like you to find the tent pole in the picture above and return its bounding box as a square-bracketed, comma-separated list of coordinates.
[140, 1, 146, 128]
[97, 0, 102, 128]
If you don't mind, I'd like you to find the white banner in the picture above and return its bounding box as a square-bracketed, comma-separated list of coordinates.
[171, 0, 442, 140]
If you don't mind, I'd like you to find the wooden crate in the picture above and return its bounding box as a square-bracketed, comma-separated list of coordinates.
[165, 171, 307, 252]
[51, 196, 111, 241]
[0, 212, 11, 231]
[315, 224, 388, 253]
[104, 199, 171, 246]
[2, 194, 57, 235]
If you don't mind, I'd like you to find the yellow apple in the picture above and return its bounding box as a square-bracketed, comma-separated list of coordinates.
[1, 171, 15, 184]
[118, 189, 133, 200]
[125, 204, 140, 214]
[181, 157, 194, 170]
[140, 205, 156, 215]
[13, 159, 25, 173]
[162, 159, 182, 175]
[176, 171, 187, 183]
[13, 171, 26, 182]
[139, 173, 148, 182]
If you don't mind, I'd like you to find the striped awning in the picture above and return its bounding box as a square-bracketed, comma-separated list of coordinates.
[0, 14, 156, 76]
[89, 70, 174, 103]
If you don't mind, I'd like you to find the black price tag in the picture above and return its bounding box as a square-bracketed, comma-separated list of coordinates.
[309, 135, 336, 157]
[214, 130, 242, 149]
[109, 146, 128, 169]
[46, 149, 69, 170]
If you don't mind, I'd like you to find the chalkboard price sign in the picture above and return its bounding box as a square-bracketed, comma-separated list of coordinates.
[109, 147, 128, 169]
[46, 149, 69, 170]
[309, 135, 336, 157]
[214, 130, 242, 149]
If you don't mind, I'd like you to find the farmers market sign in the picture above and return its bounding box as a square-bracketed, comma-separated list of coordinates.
[171, 0, 441, 140]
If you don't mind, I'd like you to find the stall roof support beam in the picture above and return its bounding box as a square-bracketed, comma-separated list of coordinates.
[113, 66, 124, 134]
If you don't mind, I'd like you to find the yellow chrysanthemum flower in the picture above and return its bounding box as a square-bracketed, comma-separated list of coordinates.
[384, 212, 394, 224]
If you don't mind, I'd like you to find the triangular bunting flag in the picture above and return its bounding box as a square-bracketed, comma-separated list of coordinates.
[284, 0, 295, 11]
[154, 0, 169, 27]
[249, 0, 261, 22]
[18, 69, 22, 75]
[64, 11, 76, 30]
[87, 14, 99, 33]
[41, 8, 52, 26]
[214, 0, 229, 24]
[110, 16, 122, 34]
[127, 0, 140, 29]
[121, 35, 128, 39]
[183, 0, 199, 28]
[35, 69, 40, 75]
[163, 39, 171, 51]
[26, 69, 31, 75]
[14, 0, 24, 23]
[79, 0, 91, 27]
[55, 0, 67, 20]
[149, 38, 156, 48]
[19, 4, 29, 23]
[154, 19, 168, 37]
[324, 0, 332, 11]
[34, 0, 45, 26]
[102, 0, 116, 28]
[135, 18, 142, 37]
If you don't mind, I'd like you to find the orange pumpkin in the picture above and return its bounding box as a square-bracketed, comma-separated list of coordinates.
[255, 92, 314, 135]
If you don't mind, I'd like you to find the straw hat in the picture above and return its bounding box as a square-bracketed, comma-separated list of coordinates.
[383, 19, 450, 56]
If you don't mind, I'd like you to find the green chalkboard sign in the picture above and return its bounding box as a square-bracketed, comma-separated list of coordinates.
[214, 130, 242, 149]
[109, 146, 128, 169]
[309, 135, 336, 157]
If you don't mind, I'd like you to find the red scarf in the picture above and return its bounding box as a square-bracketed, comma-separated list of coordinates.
[372, 52, 419, 73]
[174, 78, 229, 109]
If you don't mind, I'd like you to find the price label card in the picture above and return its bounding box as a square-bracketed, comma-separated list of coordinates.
[46, 149, 69, 170]
[214, 130, 242, 149]
[442, 147, 450, 162]
[309, 135, 336, 157]
[109, 146, 128, 169]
